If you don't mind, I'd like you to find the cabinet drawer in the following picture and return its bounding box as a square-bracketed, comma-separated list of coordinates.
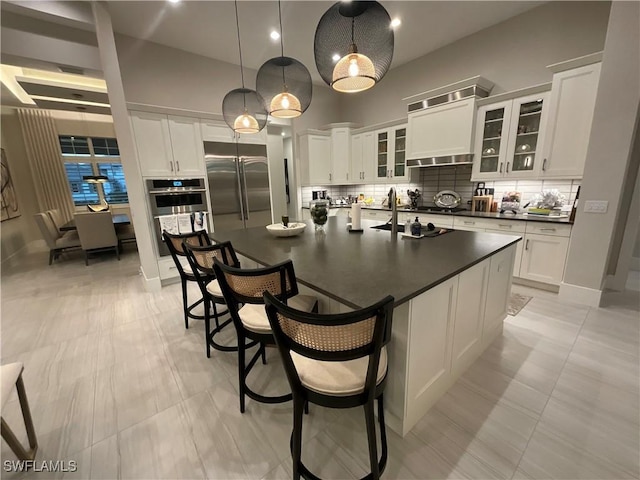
[525, 222, 571, 237]
[361, 209, 388, 220]
[414, 213, 453, 229]
[453, 217, 525, 232]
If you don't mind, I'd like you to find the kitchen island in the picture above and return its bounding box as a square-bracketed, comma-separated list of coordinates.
[211, 217, 520, 436]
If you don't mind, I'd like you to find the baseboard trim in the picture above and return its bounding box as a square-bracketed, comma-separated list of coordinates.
[140, 265, 162, 292]
[512, 277, 559, 293]
[558, 282, 603, 307]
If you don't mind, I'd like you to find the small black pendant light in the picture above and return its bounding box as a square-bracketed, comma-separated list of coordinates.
[256, 1, 312, 118]
[222, 1, 267, 134]
[314, 1, 394, 93]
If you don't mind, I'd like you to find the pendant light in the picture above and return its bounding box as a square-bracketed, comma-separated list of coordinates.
[256, 1, 312, 118]
[314, 1, 394, 93]
[222, 1, 267, 134]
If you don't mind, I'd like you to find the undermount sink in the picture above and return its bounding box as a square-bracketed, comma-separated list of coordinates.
[371, 223, 405, 232]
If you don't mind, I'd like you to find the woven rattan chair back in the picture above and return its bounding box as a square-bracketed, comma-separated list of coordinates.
[163, 229, 210, 257]
[184, 241, 239, 277]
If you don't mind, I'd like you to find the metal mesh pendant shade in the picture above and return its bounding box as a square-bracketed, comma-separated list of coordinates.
[256, 56, 312, 118]
[222, 88, 268, 134]
[314, 1, 394, 93]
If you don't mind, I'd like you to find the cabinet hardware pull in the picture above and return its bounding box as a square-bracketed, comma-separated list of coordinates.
[540, 228, 556, 232]
[542, 158, 547, 171]
[506, 162, 510, 173]
[346, 173, 348, 180]
[525, 239, 530, 250]
[499, 162, 503, 173]
[464, 221, 474, 225]
[498, 224, 512, 228]
[170, 161, 174, 172]
[176, 161, 180, 172]
[329, 173, 332, 181]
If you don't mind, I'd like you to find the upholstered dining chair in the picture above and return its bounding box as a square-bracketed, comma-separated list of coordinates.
[74, 211, 119, 266]
[162, 230, 211, 329]
[264, 292, 394, 480]
[33, 213, 81, 265]
[1, 362, 38, 463]
[184, 241, 240, 357]
[45, 209, 65, 236]
[213, 258, 318, 413]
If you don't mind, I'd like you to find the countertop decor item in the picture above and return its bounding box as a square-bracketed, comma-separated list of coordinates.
[310, 200, 329, 231]
[314, 1, 394, 93]
[434, 190, 461, 208]
[266, 222, 306, 237]
[222, 1, 267, 134]
[256, 1, 312, 118]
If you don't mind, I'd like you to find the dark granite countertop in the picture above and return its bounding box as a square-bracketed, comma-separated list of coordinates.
[211, 217, 520, 309]
[303, 205, 573, 224]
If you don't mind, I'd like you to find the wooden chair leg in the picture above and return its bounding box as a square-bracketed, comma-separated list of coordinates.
[291, 396, 305, 480]
[204, 301, 211, 358]
[182, 279, 189, 329]
[1, 374, 38, 461]
[48, 250, 54, 265]
[238, 341, 246, 413]
[364, 400, 380, 480]
[85, 251, 89, 266]
[116, 245, 120, 261]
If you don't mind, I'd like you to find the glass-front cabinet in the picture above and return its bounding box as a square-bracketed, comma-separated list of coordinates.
[375, 124, 409, 182]
[472, 92, 549, 181]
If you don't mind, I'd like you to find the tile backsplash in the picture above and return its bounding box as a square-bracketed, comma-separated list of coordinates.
[301, 166, 580, 209]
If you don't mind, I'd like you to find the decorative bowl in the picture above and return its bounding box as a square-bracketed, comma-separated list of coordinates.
[266, 222, 306, 237]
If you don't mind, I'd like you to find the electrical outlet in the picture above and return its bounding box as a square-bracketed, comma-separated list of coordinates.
[584, 200, 609, 213]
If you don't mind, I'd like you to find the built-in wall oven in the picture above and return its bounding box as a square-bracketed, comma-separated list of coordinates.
[146, 178, 208, 256]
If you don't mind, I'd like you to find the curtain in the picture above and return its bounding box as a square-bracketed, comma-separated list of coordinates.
[17, 109, 75, 222]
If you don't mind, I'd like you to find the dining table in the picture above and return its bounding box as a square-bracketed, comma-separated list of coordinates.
[59, 213, 131, 231]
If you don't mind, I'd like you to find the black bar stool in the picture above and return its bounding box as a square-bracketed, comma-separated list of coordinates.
[264, 292, 394, 480]
[184, 241, 240, 357]
[213, 258, 318, 413]
[162, 230, 210, 329]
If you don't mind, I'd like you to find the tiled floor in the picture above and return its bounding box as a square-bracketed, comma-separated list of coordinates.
[1, 246, 638, 479]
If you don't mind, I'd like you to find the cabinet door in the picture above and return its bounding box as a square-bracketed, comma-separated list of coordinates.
[483, 245, 515, 345]
[350, 134, 363, 184]
[504, 92, 549, 179]
[331, 128, 350, 184]
[406, 97, 476, 160]
[520, 233, 569, 285]
[200, 120, 235, 143]
[485, 229, 523, 277]
[167, 116, 205, 176]
[541, 63, 601, 178]
[239, 129, 267, 145]
[471, 101, 513, 181]
[130, 111, 174, 177]
[391, 125, 408, 181]
[375, 130, 390, 181]
[361, 132, 376, 183]
[308, 135, 331, 185]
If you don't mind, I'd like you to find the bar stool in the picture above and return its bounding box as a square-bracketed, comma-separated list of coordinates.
[213, 258, 318, 413]
[264, 292, 394, 480]
[1, 363, 38, 463]
[162, 230, 211, 329]
[184, 241, 241, 357]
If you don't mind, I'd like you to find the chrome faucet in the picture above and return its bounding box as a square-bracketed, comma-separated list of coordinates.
[388, 187, 398, 235]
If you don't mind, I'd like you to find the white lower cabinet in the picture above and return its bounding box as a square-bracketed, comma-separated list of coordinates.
[519, 232, 569, 285]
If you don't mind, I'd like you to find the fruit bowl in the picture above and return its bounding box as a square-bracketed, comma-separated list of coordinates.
[266, 222, 306, 237]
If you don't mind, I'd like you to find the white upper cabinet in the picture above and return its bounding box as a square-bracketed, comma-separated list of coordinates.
[167, 116, 205, 175]
[299, 133, 331, 185]
[375, 124, 409, 182]
[331, 128, 351, 184]
[130, 111, 175, 177]
[351, 132, 376, 184]
[540, 62, 601, 178]
[200, 120, 236, 143]
[472, 92, 549, 181]
[407, 98, 476, 160]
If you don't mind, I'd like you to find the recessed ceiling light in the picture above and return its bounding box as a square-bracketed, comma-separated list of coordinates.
[332, 54, 341, 62]
[281, 132, 286, 137]
[391, 18, 401, 28]
[270, 31, 280, 40]
[168, 0, 181, 4]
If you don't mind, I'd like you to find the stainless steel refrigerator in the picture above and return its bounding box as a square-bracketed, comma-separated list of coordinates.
[204, 141, 272, 231]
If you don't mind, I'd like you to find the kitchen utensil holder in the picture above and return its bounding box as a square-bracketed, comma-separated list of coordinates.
[472, 195, 493, 213]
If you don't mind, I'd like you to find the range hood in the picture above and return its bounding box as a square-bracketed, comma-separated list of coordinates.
[405, 76, 493, 168]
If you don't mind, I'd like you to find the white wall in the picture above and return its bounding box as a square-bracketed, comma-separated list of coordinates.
[266, 131, 286, 223]
[560, 1, 640, 304]
[339, 1, 611, 127]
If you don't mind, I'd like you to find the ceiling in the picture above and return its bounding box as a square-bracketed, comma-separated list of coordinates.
[1, 1, 544, 107]
[105, 1, 544, 85]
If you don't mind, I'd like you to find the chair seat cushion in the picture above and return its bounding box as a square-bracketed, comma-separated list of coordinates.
[206, 278, 223, 298]
[239, 294, 317, 334]
[55, 231, 81, 248]
[1, 362, 24, 412]
[180, 262, 194, 276]
[291, 347, 387, 396]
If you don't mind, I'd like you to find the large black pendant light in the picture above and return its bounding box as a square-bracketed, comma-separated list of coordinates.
[222, 1, 267, 134]
[256, 1, 312, 118]
[314, 1, 394, 93]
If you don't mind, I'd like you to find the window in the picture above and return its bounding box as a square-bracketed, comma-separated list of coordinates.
[64, 163, 99, 205]
[59, 136, 129, 206]
[59, 136, 91, 156]
[97, 162, 128, 204]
